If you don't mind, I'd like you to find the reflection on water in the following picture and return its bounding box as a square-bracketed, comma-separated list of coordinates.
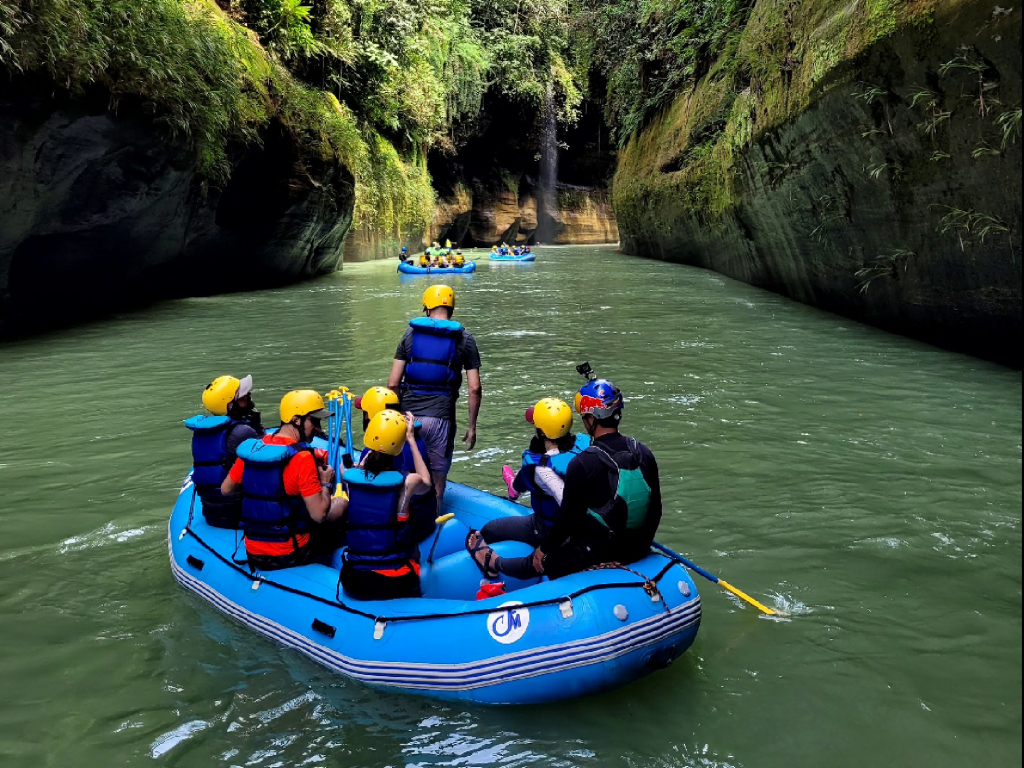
[0, 246, 1019, 767]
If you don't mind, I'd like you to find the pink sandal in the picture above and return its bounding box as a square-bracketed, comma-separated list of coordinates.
[502, 465, 520, 500]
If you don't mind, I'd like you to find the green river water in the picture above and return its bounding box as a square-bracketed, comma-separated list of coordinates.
[0, 245, 1020, 767]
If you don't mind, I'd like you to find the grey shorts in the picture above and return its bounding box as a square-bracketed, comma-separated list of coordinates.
[416, 415, 456, 475]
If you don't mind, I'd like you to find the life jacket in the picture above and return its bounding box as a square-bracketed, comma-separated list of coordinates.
[359, 429, 437, 543]
[519, 433, 591, 532]
[342, 468, 417, 572]
[236, 438, 314, 554]
[584, 438, 652, 539]
[184, 414, 244, 528]
[402, 317, 463, 396]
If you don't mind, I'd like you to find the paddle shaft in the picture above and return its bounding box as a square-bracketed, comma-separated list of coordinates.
[652, 541, 777, 615]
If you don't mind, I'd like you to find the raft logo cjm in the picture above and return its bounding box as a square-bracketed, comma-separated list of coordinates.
[487, 601, 530, 645]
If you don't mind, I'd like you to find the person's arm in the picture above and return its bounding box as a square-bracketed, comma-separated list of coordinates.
[388, 331, 411, 389]
[533, 465, 565, 506]
[221, 458, 244, 495]
[387, 359, 405, 390]
[302, 463, 336, 523]
[462, 368, 481, 449]
[539, 458, 588, 552]
[403, 412, 432, 498]
[640, 448, 662, 543]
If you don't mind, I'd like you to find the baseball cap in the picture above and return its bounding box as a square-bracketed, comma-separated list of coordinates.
[236, 374, 253, 398]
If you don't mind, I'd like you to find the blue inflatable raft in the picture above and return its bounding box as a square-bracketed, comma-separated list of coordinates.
[489, 252, 535, 262]
[168, 458, 701, 705]
[398, 261, 477, 275]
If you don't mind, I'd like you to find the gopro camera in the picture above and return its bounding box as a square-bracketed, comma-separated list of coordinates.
[576, 361, 597, 381]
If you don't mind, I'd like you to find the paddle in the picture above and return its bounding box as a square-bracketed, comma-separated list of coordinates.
[427, 512, 456, 564]
[652, 541, 778, 616]
[341, 389, 356, 465]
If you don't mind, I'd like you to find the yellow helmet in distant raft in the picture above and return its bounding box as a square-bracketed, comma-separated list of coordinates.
[358, 386, 399, 419]
[364, 409, 408, 456]
[423, 284, 455, 311]
[528, 398, 573, 439]
[279, 390, 331, 423]
[202, 375, 241, 416]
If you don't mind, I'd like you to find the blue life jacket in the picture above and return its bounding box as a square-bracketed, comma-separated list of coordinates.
[184, 415, 242, 528]
[342, 467, 416, 571]
[402, 317, 464, 397]
[359, 430, 438, 543]
[236, 438, 314, 551]
[518, 433, 591, 532]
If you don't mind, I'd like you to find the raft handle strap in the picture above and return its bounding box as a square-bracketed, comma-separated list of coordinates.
[179, 528, 676, 624]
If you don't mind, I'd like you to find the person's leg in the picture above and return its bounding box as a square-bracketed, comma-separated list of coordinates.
[467, 529, 541, 581]
[417, 416, 454, 504]
[481, 514, 542, 547]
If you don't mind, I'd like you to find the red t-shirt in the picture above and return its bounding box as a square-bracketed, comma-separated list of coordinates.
[229, 435, 327, 556]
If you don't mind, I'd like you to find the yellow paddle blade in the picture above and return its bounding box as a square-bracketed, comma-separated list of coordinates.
[435, 512, 455, 525]
[332, 484, 348, 500]
[718, 580, 778, 615]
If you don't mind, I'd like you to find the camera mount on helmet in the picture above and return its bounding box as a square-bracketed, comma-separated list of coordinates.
[576, 361, 597, 382]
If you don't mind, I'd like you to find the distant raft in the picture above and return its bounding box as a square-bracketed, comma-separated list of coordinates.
[169, 453, 702, 705]
[398, 261, 476, 275]
[489, 251, 535, 262]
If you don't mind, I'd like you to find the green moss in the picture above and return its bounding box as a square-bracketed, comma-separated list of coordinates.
[1, 0, 362, 186]
[613, 0, 982, 230]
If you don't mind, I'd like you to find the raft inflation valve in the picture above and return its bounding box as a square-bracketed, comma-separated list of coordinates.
[374, 620, 386, 640]
[614, 604, 629, 621]
[251, 580, 261, 592]
[559, 599, 574, 618]
[179, 528, 187, 541]
[678, 581, 691, 597]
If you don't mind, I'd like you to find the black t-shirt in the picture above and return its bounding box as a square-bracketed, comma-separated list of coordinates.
[542, 432, 662, 560]
[394, 326, 481, 420]
[226, 423, 261, 461]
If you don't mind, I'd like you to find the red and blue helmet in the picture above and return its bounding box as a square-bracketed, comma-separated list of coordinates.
[574, 378, 623, 419]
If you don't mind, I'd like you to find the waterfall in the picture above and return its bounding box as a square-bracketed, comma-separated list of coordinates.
[536, 82, 558, 243]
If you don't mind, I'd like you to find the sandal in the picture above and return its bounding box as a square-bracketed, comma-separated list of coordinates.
[465, 529, 500, 580]
[502, 465, 521, 501]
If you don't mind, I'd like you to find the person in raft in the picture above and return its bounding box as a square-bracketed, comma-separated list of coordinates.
[468, 377, 662, 580]
[184, 374, 264, 529]
[221, 390, 346, 571]
[388, 284, 482, 502]
[453, 250, 465, 267]
[354, 386, 438, 542]
[465, 399, 590, 581]
[418, 252, 430, 268]
[335, 409, 432, 600]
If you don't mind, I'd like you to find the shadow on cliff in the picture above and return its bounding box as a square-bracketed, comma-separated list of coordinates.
[0, 80, 353, 336]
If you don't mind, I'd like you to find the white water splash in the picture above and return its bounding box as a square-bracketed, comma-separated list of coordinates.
[149, 719, 210, 758]
[58, 522, 152, 554]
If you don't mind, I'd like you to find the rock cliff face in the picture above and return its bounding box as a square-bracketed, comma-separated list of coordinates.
[430, 182, 618, 248]
[0, 84, 353, 330]
[614, 0, 1022, 367]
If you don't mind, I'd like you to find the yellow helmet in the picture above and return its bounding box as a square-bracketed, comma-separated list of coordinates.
[279, 390, 331, 423]
[203, 375, 243, 416]
[358, 386, 399, 419]
[364, 410, 408, 456]
[423, 284, 455, 311]
[528, 397, 573, 439]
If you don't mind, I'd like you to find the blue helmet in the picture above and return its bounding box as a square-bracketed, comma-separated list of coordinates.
[575, 378, 623, 420]
[401, 246, 408, 252]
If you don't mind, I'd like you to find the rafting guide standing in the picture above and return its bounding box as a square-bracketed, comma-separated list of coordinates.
[388, 284, 481, 502]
